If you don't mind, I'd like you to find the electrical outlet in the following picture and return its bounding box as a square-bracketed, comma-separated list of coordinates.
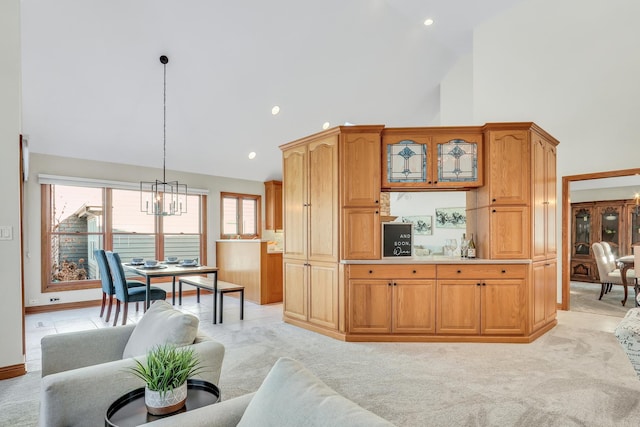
[49, 297, 60, 302]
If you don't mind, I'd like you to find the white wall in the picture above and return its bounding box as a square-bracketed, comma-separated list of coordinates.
[389, 191, 468, 255]
[24, 153, 264, 307]
[440, 53, 474, 126]
[0, 0, 24, 371]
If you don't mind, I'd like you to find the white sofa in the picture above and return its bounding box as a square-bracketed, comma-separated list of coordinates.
[141, 357, 395, 427]
[40, 301, 225, 427]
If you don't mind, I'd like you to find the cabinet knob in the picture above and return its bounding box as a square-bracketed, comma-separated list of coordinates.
[492, 209, 497, 213]
[492, 198, 496, 202]
[428, 181, 432, 184]
[388, 282, 392, 287]
[369, 270, 373, 274]
[412, 270, 417, 274]
[476, 283, 481, 286]
[375, 211, 379, 214]
[375, 200, 379, 204]
[501, 270, 506, 274]
[457, 270, 462, 274]
[393, 282, 397, 286]
[434, 181, 438, 184]
[482, 283, 486, 286]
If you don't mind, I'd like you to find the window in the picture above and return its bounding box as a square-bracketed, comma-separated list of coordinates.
[220, 192, 261, 239]
[42, 184, 206, 292]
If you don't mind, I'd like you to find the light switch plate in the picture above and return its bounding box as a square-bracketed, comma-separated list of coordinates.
[0, 226, 13, 240]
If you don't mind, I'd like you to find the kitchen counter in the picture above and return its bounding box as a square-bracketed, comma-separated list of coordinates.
[341, 257, 531, 265]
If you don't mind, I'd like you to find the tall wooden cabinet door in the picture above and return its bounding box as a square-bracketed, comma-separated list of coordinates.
[436, 280, 480, 335]
[489, 206, 530, 259]
[393, 280, 436, 333]
[349, 280, 391, 333]
[342, 208, 380, 259]
[532, 138, 547, 261]
[544, 260, 557, 323]
[283, 258, 307, 321]
[341, 132, 381, 207]
[531, 262, 546, 331]
[481, 280, 525, 335]
[308, 137, 339, 262]
[545, 142, 557, 257]
[484, 130, 530, 206]
[264, 180, 282, 231]
[283, 146, 307, 260]
[308, 262, 339, 330]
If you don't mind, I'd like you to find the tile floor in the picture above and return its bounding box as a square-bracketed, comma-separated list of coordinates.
[25, 293, 279, 372]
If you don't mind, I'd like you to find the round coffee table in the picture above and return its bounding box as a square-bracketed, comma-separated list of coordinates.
[105, 379, 220, 427]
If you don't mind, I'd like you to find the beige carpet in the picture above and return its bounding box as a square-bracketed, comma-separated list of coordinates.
[570, 281, 636, 317]
[4, 304, 640, 426]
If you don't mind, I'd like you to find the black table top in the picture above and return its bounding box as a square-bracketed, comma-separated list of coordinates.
[105, 379, 220, 427]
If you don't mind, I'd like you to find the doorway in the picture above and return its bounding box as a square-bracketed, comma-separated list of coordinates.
[561, 168, 640, 311]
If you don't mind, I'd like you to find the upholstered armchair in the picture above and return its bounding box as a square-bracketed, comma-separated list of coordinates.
[40, 301, 225, 427]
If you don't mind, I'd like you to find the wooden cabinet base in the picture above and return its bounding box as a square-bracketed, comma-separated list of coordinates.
[284, 317, 557, 343]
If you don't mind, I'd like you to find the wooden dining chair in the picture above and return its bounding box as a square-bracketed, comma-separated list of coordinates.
[94, 249, 144, 322]
[105, 251, 167, 326]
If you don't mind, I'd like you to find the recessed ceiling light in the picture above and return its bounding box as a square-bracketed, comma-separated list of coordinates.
[322, 122, 330, 130]
[271, 106, 280, 115]
[248, 152, 256, 159]
[424, 18, 434, 26]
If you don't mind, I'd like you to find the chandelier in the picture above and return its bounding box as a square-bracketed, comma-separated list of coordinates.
[140, 55, 187, 216]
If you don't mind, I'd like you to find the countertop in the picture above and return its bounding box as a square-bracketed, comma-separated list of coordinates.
[215, 240, 283, 254]
[341, 257, 531, 265]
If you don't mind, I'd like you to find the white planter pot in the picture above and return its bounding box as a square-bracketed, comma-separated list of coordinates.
[145, 382, 188, 415]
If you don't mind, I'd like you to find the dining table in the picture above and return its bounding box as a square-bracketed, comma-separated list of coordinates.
[123, 262, 219, 313]
[617, 255, 636, 306]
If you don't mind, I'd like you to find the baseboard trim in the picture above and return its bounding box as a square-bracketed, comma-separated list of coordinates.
[0, 363, 27, 380]
[25, 289, 204, 314]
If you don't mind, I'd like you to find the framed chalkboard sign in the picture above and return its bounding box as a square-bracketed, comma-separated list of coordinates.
[382, 222, 413, 258]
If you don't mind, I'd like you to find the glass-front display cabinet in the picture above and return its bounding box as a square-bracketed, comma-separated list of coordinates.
[570, 204, 597, 282]
[599, 205, 621, 257]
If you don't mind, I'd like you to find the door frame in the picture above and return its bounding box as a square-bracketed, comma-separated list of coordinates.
[561, 168, 640, 310]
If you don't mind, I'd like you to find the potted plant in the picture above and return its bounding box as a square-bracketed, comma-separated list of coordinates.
[128, 344, 203, 415]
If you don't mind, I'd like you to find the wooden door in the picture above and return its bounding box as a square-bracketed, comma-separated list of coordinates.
[341, 132, 381, 207]
[283, 258, 307, 321]
[283, 146, 307, 260]
[308, 262, 339, 330]
[481, 279, 525, 335]
[342, 207, 380, 260]
[532, 137, 546, 261]
[349, 279, 391, 333]
[484, 130, 530, 206]
[544, 260, 557, 323]
[392, 280, 436, 333]
[489, 206, 530, 259]
[545, 142, 557, 256]
[531, 261, 546, 332]
[307, 136, 339, 262]
[436, 280, 480, 334]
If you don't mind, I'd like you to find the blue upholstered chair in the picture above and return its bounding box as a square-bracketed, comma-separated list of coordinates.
[94, 249, 145, 322]
[105, 251, 167, 326]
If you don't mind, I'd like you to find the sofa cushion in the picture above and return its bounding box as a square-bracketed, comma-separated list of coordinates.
[237, 357, 395, 427]
[122, 300, 199, 359]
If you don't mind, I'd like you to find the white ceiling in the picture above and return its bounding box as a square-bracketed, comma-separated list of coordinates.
[20, 0, 525, 182]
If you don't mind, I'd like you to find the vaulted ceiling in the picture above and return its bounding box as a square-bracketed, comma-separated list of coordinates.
[20, 0, 524, 182]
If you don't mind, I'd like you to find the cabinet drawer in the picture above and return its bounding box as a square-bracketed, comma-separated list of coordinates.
[437, 264, 526, 279]
[349, 264, 436, 279]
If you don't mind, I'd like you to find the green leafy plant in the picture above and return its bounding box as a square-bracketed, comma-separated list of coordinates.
[128, 344, 203, 396]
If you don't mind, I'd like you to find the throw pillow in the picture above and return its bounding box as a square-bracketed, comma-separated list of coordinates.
[237, 357, 395, 427]
[122, 300, 199, 359]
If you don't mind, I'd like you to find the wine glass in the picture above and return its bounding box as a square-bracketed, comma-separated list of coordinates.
[448, 238, 458, 258]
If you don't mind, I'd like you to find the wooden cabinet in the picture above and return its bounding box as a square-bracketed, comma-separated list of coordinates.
[348, 265, 436, 334]
[570, 199, 638, 282]
[216, 241, 283, 304]
[436, 264, 526, 335]
[470, 123, 559, 263]
[381, 128, 483, 190]
[531, 260, 557, 332]
[340, 127, 384, 259]
[264, 180, 282, 230]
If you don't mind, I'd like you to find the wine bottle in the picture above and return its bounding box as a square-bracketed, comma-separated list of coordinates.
[461, 233, 467, 258]
[467, 233, 476, 259]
